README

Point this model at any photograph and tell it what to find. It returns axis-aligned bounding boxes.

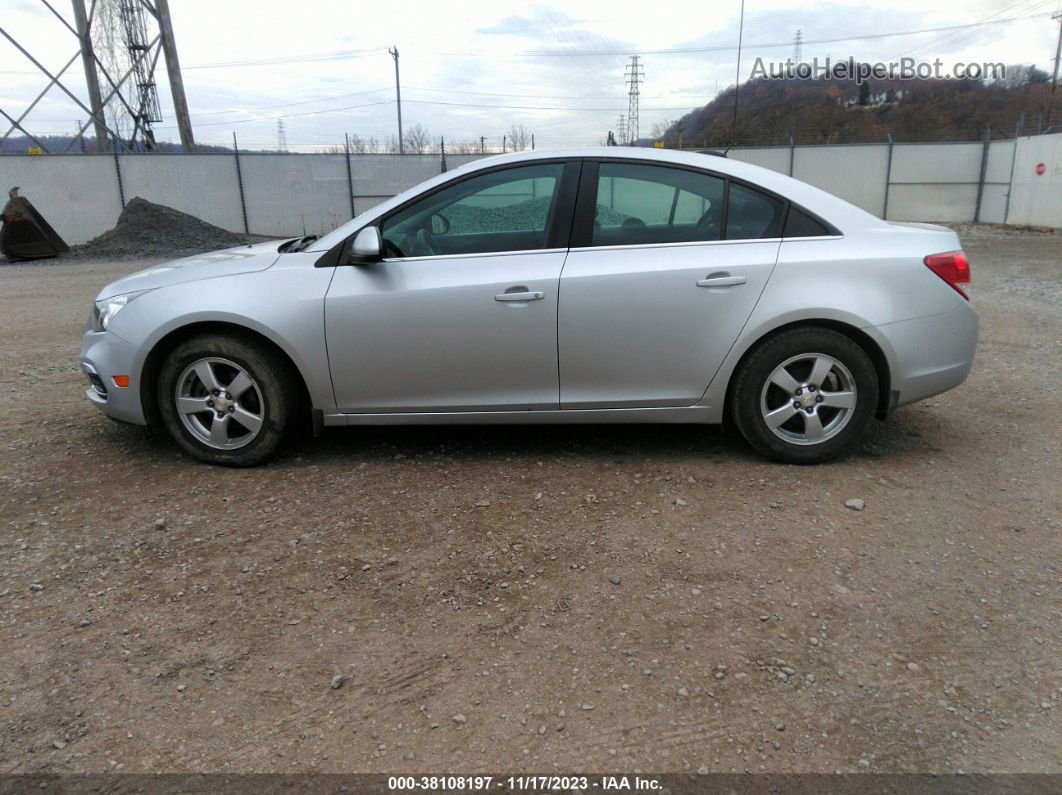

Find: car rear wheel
[730,327,878,464]
[157,334,295,466]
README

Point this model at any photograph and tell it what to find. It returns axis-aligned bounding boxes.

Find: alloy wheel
[175,357,265,450]
[759,353,858,446]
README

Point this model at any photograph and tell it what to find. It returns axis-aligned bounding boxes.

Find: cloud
[2,0,1056,150]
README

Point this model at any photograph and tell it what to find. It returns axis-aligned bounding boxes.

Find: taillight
[924,250,971,299]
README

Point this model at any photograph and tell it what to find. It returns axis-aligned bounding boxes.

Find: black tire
[156,333,297,466]
[729,327,879,464]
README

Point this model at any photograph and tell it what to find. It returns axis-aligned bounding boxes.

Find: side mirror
[349,226,382,263]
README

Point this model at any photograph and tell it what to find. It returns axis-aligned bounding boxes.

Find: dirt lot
[0,228,1059,775]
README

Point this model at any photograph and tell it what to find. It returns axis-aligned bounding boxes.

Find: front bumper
[80,330,148,425]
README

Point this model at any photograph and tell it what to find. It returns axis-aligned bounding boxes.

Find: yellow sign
[27,146,43,155]
[653,141,664,148]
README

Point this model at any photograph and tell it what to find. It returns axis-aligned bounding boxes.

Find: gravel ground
[0,228,1058,775]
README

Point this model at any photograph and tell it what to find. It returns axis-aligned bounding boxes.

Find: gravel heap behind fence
[75,198,260,259]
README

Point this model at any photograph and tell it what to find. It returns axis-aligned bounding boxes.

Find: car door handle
[495,291,544,302]
[697,275,747,288]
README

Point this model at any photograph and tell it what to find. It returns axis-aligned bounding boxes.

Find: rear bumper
[80,330,148,425]
[876,302,979,408]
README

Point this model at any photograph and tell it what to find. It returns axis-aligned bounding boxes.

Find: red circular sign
[1036,162,1046,176]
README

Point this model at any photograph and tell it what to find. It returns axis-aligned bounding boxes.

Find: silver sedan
[81,147,977,465]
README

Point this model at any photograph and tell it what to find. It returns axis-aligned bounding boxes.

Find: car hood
[96,240,284,299]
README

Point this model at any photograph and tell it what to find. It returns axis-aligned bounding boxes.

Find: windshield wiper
[279,235,318,253]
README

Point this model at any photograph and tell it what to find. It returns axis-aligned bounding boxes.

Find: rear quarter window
[783,207,833,238]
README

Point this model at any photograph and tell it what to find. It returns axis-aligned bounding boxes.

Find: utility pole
[389,46,403,153]
[502,134,507,152]
[731,0,746,144]
[479,135,485,153]
[70,0,107,150]
[154,0,195,151]
[1049,11,1062,126]
[276,119,287,152]
[624,56,643,144]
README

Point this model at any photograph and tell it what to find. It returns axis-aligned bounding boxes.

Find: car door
[558,160,783,409]
[325,160,578,413]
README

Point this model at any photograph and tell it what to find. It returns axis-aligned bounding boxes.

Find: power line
[404,85,711,101]
[156,98,394,129]
[193,87,392,116]
[1,12,1051,77]
[398,98,694,112]
[897,0,1054,59]
[184,46,386,69]
[507,13,1052,56]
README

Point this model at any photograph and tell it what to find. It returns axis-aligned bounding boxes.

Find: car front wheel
[730,327,879,464]
[157,333,295,466]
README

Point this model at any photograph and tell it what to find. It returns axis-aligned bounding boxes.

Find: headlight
[91,290,149,332]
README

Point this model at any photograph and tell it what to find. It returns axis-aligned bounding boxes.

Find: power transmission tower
[624,56,644,144]
[276,119,287,152]
[154,0,194,150]
[71,0,108,149]
[118,0,161,149]
[616,114,627,144]
[793,29,803,64]
[0,0,195,152]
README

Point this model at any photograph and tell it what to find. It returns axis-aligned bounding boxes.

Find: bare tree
[650,119,673,140]
[403,122,432,154]
[506,124,531,150]
[348,134,369,154]
[383,133,402,153]
[447,138,477,154]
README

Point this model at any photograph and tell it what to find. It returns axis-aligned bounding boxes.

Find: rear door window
[592,162,726,247]
[725,183,785,240]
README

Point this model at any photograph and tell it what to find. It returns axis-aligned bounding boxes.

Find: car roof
[310,147,885,252]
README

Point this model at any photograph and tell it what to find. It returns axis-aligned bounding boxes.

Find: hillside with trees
[654,64,1057,148]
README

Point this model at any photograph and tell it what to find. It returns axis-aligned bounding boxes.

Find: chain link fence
[1,134,1059,248]
[0,149,486,246]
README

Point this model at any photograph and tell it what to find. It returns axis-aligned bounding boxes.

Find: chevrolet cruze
[81,147,978,466]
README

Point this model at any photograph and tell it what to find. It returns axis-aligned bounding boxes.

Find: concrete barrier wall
[118,153,244,234]
[794,145,889,217]
[3,135,1060,247]
[1006,133,1062,227]
[979,140,1014,224]
[0,152,463,245]
[0,154,122,245]
[238,154,351,238]
[729,147,791,175]
[731,133,1062,227]
[886,142,982,222]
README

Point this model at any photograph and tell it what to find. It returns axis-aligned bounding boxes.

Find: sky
[1,0,1060,151]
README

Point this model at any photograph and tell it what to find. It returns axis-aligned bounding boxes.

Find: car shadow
[95,406,955,469]
[297,421,745,465]
[281,408,947,468]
